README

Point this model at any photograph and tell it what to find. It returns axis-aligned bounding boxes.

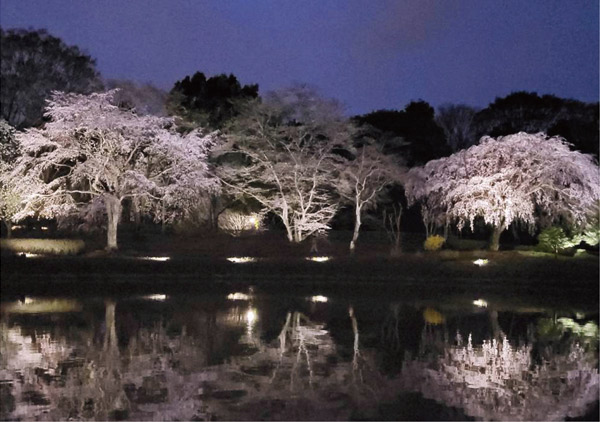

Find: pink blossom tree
[405,132,600,250]
[10,90,218,250]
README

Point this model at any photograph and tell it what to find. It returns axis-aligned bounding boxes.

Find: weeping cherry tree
[405,132,600,251]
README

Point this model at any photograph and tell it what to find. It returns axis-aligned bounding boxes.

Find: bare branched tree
[216,86,352,243]
[339,142,403,252]
[436,104,477,152]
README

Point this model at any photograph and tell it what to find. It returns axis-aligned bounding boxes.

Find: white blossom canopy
[405,132,600,232]
[11,90,218,224]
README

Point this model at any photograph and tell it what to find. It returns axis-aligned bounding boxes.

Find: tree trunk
[281,208,294,242]
[105,195,122,251]
[489,224,504,251]
[350,204,362,253]
[161,201,166,234]
[209,193,221,232]
[3,220,12,239]
[132,198,141,230]
[293,224,303,243]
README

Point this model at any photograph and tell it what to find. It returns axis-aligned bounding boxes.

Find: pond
[1,288,598,421]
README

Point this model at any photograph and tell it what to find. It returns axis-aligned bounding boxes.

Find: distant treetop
[168,71,259,130]
[0,27,102,129]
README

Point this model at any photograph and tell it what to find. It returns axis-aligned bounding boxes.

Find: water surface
[1,289,598,420]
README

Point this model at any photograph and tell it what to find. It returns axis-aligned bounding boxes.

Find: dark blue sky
[1,0,598,115]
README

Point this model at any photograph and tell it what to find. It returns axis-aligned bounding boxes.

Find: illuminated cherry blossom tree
[10,90,218,250]
[217,86,351,243]
[405,132,600,250]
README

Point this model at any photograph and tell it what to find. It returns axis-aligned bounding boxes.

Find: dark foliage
[0,28,102,129]
[353,101,450,167]
[473,91,599,157]
[168,71,259,130]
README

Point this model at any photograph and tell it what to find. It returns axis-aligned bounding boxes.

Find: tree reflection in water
[0,295,598,421]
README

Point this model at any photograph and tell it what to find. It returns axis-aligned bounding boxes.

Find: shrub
[0,238,85,255]
[573,222,600,247]
[218,210,261,236]
[424,235,445,251]
[536,227,576,254]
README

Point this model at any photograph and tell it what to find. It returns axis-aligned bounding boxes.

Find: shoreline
[2,252,598,310]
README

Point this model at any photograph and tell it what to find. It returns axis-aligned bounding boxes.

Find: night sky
[1,0,598,115]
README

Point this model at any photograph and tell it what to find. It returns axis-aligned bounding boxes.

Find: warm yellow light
[473,298,488,307]
[227,292,251,301]
[423,307,445,325]
[473,258,489,266]
[139,256,170,261]
[227,257,257,263]
[310,295,328,303]
[41,226,49,231]
[306,256,330,262]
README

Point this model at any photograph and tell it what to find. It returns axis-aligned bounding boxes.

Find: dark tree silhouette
[473,91,598,157]
[167,71,258,130]
[0,28,102,128]
[104,79,168,116]
[436,104,478,152]
[354,101,450,166]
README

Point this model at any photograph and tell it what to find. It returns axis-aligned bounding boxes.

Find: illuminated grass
[1,298,82,314]
[0,238,85,255]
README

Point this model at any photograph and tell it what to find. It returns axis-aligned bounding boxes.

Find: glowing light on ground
[227,292,251,301]
[41,226,49,231]
[473,299,488,308]
[306,256,331,262]
[138,256,170,261]
[143,294,167,301]
[23,252,42,258]
[310,295,328,303]
[246,309,257,324]
[473,258,489,266]
[227,257,257,263]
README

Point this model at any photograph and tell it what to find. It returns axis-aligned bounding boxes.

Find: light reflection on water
[0,293,598,421]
